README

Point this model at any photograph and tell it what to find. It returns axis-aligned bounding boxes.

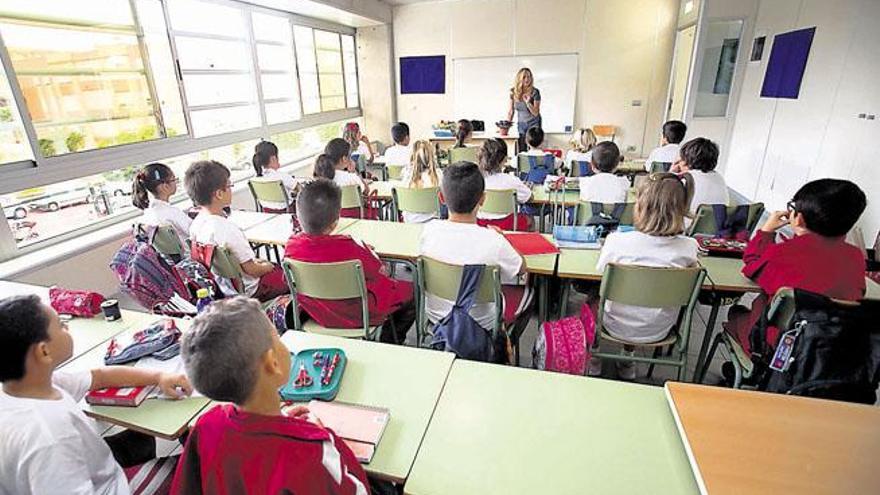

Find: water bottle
[195,288,213,314]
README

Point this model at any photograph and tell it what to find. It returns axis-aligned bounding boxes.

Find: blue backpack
[430,265,507,363]
[573,160,593,177]
[521,154,554,184]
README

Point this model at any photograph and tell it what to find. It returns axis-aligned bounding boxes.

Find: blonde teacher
[506,67,542,152]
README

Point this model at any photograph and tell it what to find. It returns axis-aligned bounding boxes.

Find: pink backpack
[532,303,595,375]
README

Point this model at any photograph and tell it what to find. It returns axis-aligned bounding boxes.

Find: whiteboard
[453,54,578,134]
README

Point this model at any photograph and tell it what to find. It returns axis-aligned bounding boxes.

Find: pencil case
[279,348,347,402]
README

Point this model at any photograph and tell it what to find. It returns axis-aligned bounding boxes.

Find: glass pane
[302,95,320,115]
[321,96,345,112]
[694,20,743,118]
[265,100,299,125]
[175,36,251,71]
[183,74,255,107]
[135,0,187,137]
[294,26,316,72]
[2,0,134,26]
[300,75,320,115]
[345,90,359,109]
[252,12,291,44]
[261,73,297,101]
[314,30,340,50]
[319,74,345,97]
[341,35,358,108]
[316,49,343,74]
[0,63,33,164]
[167,0,245,38]
[189,105,259,136]
[271,119,348,166]
[257,43,295,72]
[1,23,161,154]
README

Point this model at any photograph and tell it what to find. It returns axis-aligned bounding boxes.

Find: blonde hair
[633,173,694,236]
[409,140,440,188]
[570,128,597,153]
[511,68,534,102]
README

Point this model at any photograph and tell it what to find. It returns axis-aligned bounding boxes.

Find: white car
[1,197,28,219]
[29,188,92,212]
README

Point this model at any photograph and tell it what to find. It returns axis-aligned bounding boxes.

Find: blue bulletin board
[760,27,816,99]
[400,55,445,94]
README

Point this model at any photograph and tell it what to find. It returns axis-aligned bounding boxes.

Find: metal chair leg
[696,331,725,384]
[646,347,663,379]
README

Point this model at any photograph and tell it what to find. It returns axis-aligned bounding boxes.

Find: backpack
[430,265,508,363]
[585,202,627,233]
[264,294,293,335]
[709,204,751,241]
[573,160,593,177]
[521,154,554,184]
[173,258,218,300]
[749,289,880,404]
[532,303,595,375]
[109,227,188,312]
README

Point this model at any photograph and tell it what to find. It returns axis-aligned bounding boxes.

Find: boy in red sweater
[172,297,368,495]
[284,179,416,343]
[726,178,867,354]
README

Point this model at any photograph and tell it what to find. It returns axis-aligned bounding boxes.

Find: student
[453,119,473,148]
[519,126,562,171]
[132,162,192,241]
[319,139,373,219]
[644,120,686,172]
[565,127,597,175]
[172,297,369,494]
[672,137,729,214]
[724,179,867,356]
[186,160,288,301]
[590,173,699,379]
[251,141,300,212]
[284,180,416,343]
[477,138,532,231]
[578,141,631,204]
[420,162,531,333]
[383,122,412,165]
[400,140,443,224]
[0,294,192,495]
[343,122,374,162]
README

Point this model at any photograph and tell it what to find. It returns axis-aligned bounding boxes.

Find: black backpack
[749,288,880,404]
[585,202,627,234]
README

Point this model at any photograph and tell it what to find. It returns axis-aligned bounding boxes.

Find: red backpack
[532,303,595,375]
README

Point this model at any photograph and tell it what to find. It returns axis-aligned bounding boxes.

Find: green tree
[0,107,12,123]
[38,138,56,157]
[65,131,86,152]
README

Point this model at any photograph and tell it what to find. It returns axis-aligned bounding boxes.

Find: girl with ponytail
[133,162,192,240]
[251,140,300,211]
[400,140,443,224]
[453,119,473,148]
[342,122,375,162]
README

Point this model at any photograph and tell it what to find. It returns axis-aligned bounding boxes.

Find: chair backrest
[393,187,440,216]
[351,153,367,174]
[568,160,593,177]
[248,179,291,212]
[281,258,369,330]
[649,161,672,174]
[481,189,518,230]
[150,224,185,258]
[418,256,502,332]
[688,202,765,236]
[339,184,363,216]
[372,140,386,155]
[210,245,243,280]
[449,146,478,164]
[574,202,635,226]
[386,164,405,180]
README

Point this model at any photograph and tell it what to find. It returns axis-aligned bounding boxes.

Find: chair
[574,202,635,226]
[591,263,706,381]
[687,203,765,237]
[568,160,593,177]
[193,244,246,295]
[136,223,185,261]
[386,164,406,181]
[592,124,616,143]
[281,258,382,340]
[247,179,293,213]
[339,184,364,218]
[392,187,440,222]
[449,146,478,164]
[648,161,672,173]
[481,189,519,231]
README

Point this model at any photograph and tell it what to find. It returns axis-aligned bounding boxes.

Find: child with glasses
[133,162,192,241]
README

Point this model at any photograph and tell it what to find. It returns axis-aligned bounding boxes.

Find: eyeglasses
[786,200,797,213]
[165,177,179,184]
[224,182,233,191]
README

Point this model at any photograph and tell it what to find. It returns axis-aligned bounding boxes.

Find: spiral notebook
[308,400,390,463]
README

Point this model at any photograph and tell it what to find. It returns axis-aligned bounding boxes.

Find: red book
[503,232,560,256]
[86,385,155,407]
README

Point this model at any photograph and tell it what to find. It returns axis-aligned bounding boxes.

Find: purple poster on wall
[760,27,816,99]
[400,56,445,94]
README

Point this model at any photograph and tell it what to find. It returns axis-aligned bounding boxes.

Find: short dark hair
[478,138,507,174]
[391,122,410,145]
[791,179,866,237]
[296,179,341,234]
[663,120,687,144]
[313,154,336,180]
[680,138,719,172]
[526,126,544,148]
[184,160,230,206]
[182,297,274,404]
[324,138,351,162]
[442,162,484,214]
[0,295,50,381]
[591,141,621,173]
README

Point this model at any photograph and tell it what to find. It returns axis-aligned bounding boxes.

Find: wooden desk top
[665,382,880,495]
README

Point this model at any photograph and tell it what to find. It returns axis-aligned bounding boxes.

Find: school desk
[429,132,519,157]
[280,331,455,483]
[0,281,156,365]
[665,382,880,495]
[62,316,212,440]
[227,209,279,231]
[243,214,359,246]
[404,360,698,495]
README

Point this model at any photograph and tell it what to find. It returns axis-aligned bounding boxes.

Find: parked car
[2,197,28,220]
[28,188,92,212]
[103,180,133,197]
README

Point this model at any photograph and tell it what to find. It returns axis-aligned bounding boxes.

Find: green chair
[648,161,672,173]
[574,202,635,226]
[592,263,706,381]
[481,189,519,231]
[281,258,382,340]
[136,223,185,261]
[386,164,406,181]
[392,187,440,222]
[449,146,478,164]
[339,184,364,218]
[687,203,765,237]
[210,245,246,295]
[248,179,294,213]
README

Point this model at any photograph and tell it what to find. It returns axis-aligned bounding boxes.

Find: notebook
[308,400,390,463]
[503,232,559,256]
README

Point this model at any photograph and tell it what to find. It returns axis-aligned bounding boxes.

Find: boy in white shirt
[578,141,631,204]
[643,120,687,172]
[0,294,192,495]
[519,126,562,171]
[382,122,412,166]
[186,160,288,301]
[132,162,192,241]
[420,163,532,335]
[251,141,301,212]
[671,137,730,215]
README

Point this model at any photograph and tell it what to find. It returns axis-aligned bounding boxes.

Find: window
[0,0,182,155]
[341,35,358,108]
[271,119,352,166]
[252,12,301,125]
[294,26,320,115]
[0,62,32,165]
[314,30,345,112]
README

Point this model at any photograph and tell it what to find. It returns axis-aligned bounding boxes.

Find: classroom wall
[390,0,679,156]
[357,24,396,144]
[722,0,880,240]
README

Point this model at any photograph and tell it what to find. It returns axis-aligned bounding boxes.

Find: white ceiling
[382,0,443,5]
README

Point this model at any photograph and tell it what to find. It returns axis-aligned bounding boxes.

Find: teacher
[506,67,542,153]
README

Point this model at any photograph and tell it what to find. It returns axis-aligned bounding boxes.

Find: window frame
[0,0,360,261]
